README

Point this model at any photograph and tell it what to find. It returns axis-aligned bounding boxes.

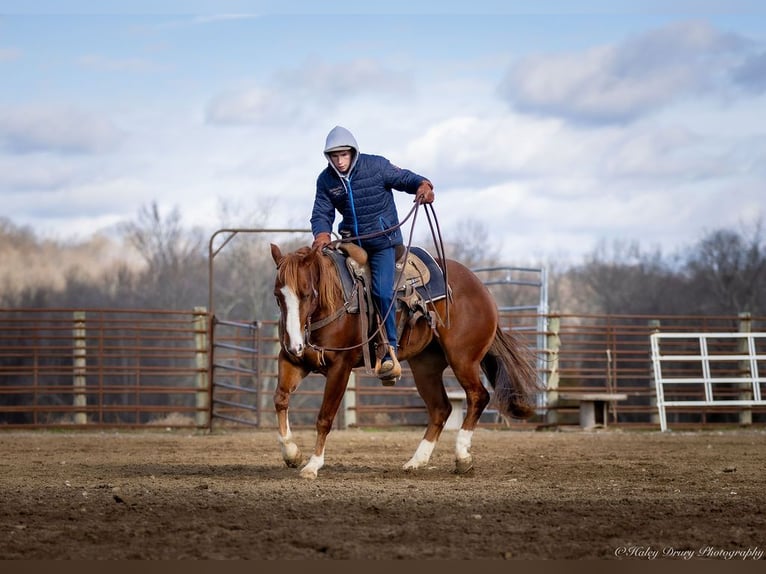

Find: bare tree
[683,220,766,314]
[569,239,683,314]
[118,202,207,309]
[440,219,502,269]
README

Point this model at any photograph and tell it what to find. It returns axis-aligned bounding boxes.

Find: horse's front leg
[300,360,354,480]
[274,353,308,468]
[404,351,449,471]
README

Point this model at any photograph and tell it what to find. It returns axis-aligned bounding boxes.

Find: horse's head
[270,243,342,358]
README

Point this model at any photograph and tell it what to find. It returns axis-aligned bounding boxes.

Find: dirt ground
[1,427,764,560]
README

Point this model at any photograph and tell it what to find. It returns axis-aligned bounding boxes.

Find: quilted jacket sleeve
[310,172,336,237]
[381,158,429,195]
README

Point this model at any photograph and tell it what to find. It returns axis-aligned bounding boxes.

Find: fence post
[738,312,752,427]
[648,319,661,426]
[544,314,560,426]
[340,371,357,429]
[73,311,87,425]
[193,307,210,429]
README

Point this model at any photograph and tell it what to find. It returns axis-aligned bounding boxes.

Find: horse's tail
[480,326,542,419]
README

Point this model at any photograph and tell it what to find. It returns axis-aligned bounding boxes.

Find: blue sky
[1,1,765,263]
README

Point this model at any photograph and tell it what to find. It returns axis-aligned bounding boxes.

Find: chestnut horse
[269,243,540,479]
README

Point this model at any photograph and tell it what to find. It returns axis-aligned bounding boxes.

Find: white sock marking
[455,429,473,462]
[301,452,325,479]
[404,439,435,469]
[278,426,300,462]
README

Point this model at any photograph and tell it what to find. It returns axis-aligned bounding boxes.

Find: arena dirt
[1,427,764,560]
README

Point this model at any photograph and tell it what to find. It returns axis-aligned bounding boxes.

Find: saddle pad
[327,246,447,308]
[326,249,360,311]
[397,247,447,303]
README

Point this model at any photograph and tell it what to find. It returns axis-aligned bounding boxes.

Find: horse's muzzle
[284,342,305,358]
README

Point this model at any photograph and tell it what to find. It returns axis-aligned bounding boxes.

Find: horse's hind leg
[403,348,450,470]
[447,359,491,474]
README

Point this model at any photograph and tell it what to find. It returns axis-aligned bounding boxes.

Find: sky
[1,0,765,264]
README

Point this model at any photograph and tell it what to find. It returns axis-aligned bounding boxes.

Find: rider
[310,126,435,383]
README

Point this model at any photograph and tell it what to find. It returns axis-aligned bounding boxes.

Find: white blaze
[280,285,304,355]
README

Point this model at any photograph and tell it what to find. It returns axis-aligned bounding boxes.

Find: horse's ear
[270,243,283,266]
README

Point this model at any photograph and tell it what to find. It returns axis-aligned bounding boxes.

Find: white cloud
[499,20,750,124]
[206,86,298,125]
[3,14,764,265]
[731,50,766,93]
[404,114,566,186]
[0,105,123,154]
[205,58,414,126]
[0,155,79,190]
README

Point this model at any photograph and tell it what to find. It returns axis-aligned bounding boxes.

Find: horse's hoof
[403,458,428,471]
[455,457,474,474]
[299,467,318,480]
[281,442,302,468]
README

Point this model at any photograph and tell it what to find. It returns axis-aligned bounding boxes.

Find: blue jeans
[368,246,397,353]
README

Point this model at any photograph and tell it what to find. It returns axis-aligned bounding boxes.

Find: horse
[269,242,540,479]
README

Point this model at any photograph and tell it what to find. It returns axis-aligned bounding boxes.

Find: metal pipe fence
[0,308,207,428]
[2,308,765,430]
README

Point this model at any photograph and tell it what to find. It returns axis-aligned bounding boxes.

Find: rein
[304,201,450,358]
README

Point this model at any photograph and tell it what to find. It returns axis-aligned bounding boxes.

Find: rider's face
[329,150,353,174]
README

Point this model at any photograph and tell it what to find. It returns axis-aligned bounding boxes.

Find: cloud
[731,50,766,93]
[275,59,413,102]
[0,156,78,191]
[205,58,413,126]
[0,105,124,154]
[206,86,299,126]
[498,20,749,124]
[402,114,568,187]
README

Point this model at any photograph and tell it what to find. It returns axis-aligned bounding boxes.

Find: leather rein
[301,201,450,359]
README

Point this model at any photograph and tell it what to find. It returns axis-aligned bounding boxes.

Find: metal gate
[209,318,265,426]
[472,265,549,409]
[650,332,766,431]
[207,228,311,427]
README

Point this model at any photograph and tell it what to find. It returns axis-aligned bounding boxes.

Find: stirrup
[380,376,398,387]
[375,347,401,384]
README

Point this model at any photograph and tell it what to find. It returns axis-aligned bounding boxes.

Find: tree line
[1,203,765,320]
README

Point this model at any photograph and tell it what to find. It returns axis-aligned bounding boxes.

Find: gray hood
[323,125,359,177]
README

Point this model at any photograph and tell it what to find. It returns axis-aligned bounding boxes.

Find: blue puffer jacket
[311,126,429,252]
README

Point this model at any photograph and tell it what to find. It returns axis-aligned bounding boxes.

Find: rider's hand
[415,180,434,204]
[312,232,332,250]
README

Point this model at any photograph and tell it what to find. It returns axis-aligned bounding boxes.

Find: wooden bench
[558,392,628,430]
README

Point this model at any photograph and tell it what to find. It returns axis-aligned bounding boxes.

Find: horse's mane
[277,247,343,309]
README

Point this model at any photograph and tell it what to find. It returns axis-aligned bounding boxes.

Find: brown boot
[376,346,401,385]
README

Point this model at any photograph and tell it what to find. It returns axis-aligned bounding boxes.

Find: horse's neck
[313,258,346,316]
